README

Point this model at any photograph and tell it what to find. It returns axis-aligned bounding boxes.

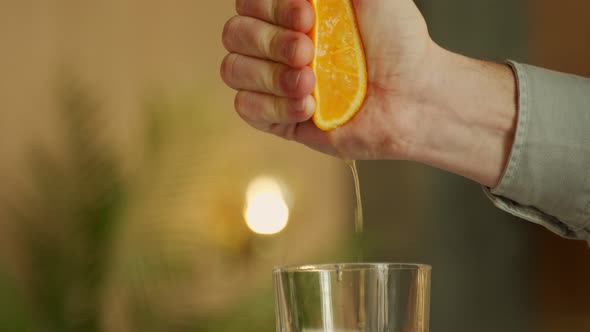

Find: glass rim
[273,262,431,273]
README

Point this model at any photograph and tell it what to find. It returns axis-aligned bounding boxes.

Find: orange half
[310,0,368,131]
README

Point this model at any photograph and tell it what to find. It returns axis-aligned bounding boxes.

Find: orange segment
[310,0,368,131]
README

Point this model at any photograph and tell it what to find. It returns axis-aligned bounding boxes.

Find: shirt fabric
[483,61,590,245]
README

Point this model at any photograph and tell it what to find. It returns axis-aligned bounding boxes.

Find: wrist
[410,45,518,187]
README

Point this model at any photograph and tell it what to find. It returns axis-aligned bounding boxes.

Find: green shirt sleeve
[483,61,590,244]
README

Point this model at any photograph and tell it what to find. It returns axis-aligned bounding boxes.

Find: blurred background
[1,0,589,331]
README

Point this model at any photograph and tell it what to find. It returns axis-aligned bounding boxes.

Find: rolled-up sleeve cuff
[483,61,590,243]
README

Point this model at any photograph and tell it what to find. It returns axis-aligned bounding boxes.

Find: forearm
[411,45,518,188]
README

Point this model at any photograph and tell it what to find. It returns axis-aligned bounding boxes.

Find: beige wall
[0,2,350,330]
[0,1,237,176]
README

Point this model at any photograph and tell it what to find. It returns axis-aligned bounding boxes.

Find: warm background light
[244,176,289,235]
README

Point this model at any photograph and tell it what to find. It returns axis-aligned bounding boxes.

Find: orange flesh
[310,0,368,131]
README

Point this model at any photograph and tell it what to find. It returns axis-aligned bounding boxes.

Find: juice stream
[346,160,366,328]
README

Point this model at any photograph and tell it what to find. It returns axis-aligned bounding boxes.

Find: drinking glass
[273,263,431,332]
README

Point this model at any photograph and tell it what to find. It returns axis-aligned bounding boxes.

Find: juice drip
[346,160,366,327]
[345,160,364,262]
[346,160,364,234]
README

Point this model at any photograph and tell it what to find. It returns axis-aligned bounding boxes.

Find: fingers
[223,0,318,142]
[234,91,315,132]
[222,15,314,68]
[221,53,315,99]
[235,0,314,32]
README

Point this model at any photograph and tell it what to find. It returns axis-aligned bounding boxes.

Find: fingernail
[283,69,301,92]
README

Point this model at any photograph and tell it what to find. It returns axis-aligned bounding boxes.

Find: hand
[221,0,517,187]
[221,0,434,160]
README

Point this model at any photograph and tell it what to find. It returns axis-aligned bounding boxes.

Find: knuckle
[235,0,248,14]
[234,91,246,114]
[270,0,281,24]
[271,95,283,122]
[266,28,282,59]
[269,63,284,94]
[235,92,271,131]
[276,0,301,28]
[280,0,307,29]
[286,33,305,65]
[234,92,253,121]
[280,1,297,27]
[222,16,241,50]
[297,34,314,64]
[271,31,312,66]
[220,53,239,85]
